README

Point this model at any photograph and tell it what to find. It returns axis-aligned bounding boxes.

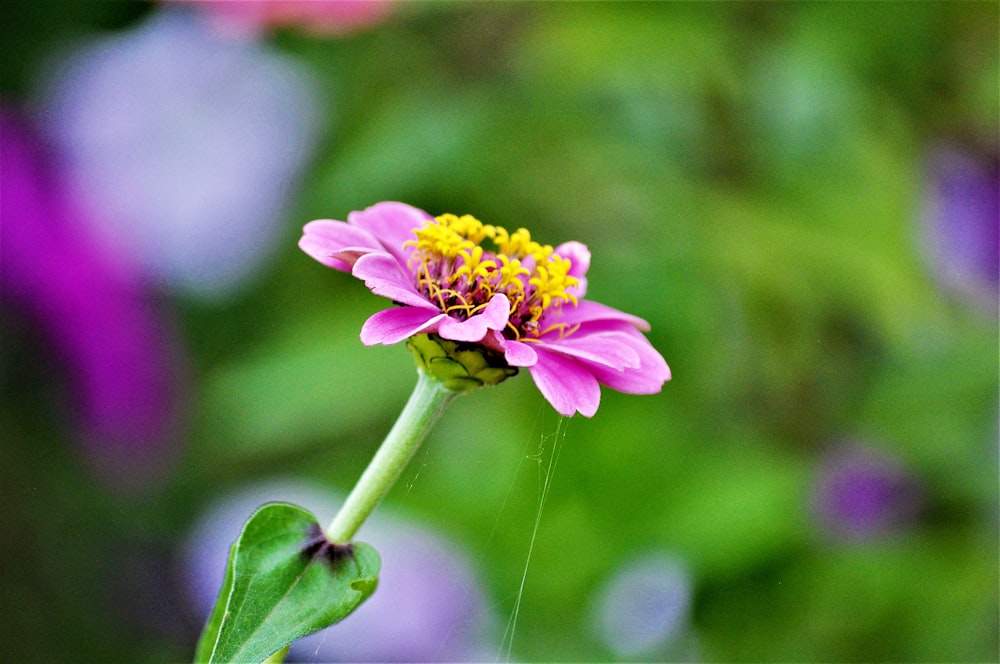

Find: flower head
[300,202,670,416]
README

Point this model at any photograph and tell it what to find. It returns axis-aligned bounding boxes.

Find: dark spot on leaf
[301,523,357,571]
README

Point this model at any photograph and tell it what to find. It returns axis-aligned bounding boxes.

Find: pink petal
[298,222,349,271]
[299,219,386,271]
[347,201,432,267]
[436,293,510,342]
[360,307,445,346]
[555,240,590,299]
[527,351,602,418]
[575,332,671,394]
[352,253,438,310]
[555,241,590,278]
[499,338,538,367]
[551,299,651,331]
[539,331,642,371]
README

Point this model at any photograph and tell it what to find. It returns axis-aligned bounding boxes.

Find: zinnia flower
[299,202,670,417]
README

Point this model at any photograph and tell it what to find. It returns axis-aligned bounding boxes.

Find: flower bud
[406,334,517,392]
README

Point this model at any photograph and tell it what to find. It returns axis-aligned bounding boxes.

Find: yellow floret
[408,214,581,335]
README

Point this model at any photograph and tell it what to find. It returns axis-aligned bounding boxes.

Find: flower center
[406,214,579,339]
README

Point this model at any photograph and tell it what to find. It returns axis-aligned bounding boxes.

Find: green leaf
[194,502,381,663]
[194,538,237,663]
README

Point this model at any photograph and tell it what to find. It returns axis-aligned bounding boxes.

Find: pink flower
[299,202,670,417]
[167,0,394,37]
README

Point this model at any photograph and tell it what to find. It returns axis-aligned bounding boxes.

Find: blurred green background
[1,1,997,662]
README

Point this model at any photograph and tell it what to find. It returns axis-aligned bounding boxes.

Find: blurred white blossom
[37,9,322,300]
[587,552,694,659]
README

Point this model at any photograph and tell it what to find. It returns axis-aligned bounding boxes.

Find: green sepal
[194,502,380,664]
[407,334,517,391]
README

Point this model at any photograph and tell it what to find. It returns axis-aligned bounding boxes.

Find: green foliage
[0,2,996,662]
[195,503,379,664]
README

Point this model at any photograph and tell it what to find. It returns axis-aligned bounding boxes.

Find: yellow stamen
[406,213,579,338]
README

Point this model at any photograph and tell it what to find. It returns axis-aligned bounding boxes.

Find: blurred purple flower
[811,443,923,542]
[922,144,999,312]
[0,109,181,487]
[35,9,321,300]
[587,552,694,659]
[294,518,494,663]
[166,0,395,38]
[183,481,496,662]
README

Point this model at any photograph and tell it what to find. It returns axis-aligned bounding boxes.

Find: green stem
[325,370,456,542]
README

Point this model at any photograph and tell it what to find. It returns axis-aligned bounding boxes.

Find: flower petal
[539,331,642,371]
[347,201,432,267]
[299,219,385,271]
[555,241,590,299]
[360,307,445,346]
[499,338,538,367]
[553,299,651,331]
[437,293,510,342]
[575,332,671,394]
[527,351,602,418]
[352,253,438,310]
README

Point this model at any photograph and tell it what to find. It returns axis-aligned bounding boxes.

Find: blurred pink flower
[300,202,671,417]
[1,109,182,487]
[169,0,394,37]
